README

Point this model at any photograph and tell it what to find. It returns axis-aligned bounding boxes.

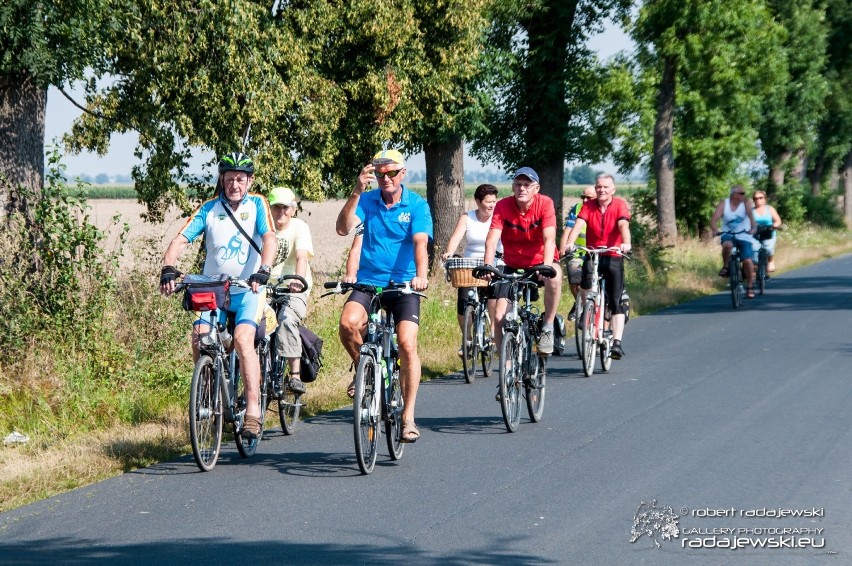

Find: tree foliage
[626,0,786,234]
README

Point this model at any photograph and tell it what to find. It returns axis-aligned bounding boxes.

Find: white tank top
[722,198,751,233]
[463,210,502,258]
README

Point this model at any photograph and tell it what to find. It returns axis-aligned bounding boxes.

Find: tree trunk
[768,149,792,192]
[523,0,576,227]
[0,72,45,224]
[424,136,465,268]
[789,148,806,184]
[844,150,852,229]
[653,56,677,246]
[809,154,825,196]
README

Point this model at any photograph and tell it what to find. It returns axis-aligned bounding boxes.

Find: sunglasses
[734,192,746,196]
[754,196,766,200]
[581,196,593,201]
[375,169,404,179]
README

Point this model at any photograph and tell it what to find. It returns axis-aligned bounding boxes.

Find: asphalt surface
[2,254,851,565]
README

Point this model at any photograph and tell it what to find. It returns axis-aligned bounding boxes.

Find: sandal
[401,420,420,443]
[346,379,356,399]
[718,267,729,277]
[242,415,261,440]
[746,287,755,299]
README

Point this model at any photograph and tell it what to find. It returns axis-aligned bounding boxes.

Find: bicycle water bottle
[220,328,233,350]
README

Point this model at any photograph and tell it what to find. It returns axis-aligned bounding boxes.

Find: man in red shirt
[562,173,632,359]
[483,167,562,356]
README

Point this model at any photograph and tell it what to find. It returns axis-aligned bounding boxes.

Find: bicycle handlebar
[472,264,557,282]
[560,246,630,261]
[174,275,250,293]
[321,280,427,299]
[268,274,309,296]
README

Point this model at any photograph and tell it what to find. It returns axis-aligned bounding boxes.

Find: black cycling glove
[248,267,271,286]
[160,265,181,286]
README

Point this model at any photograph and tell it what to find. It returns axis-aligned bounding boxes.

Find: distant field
[82,182,646,200]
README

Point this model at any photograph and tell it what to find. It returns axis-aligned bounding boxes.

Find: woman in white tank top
[442,184,502,357]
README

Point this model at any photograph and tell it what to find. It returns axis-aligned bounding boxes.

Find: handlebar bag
[182,274,231,312]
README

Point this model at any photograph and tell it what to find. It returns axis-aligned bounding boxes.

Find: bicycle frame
[574,246,622,377]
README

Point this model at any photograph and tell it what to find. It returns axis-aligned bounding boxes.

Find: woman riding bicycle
[441,184,502,357]
[751,190,783,273]
[710,185,759,299]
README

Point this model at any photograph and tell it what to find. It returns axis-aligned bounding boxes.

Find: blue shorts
[721,235,757,262]
[193,287,267,330]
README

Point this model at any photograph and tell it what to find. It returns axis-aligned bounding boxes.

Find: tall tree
[472,0,634,224]
[808,0,852,225]
[0,0,109,220]
[758,0,828,193]
[630,0,785,239]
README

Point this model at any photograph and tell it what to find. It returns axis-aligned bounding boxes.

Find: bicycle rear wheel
[600,333,612,372]
[525,351,546,423]
[235,357,266,458]
[189,355,223,472]
[461,304,477,383]
[385,363,405,461]
[581,300,597,377]
[480,310,495,377]
[353,354,380,474]
[499,333,522,432]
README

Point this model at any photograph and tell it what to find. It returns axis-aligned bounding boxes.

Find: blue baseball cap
[512,167,539,183]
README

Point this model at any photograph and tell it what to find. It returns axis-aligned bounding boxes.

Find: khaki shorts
[274,293,308,358]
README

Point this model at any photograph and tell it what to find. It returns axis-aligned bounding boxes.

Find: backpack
[298,325,324,383]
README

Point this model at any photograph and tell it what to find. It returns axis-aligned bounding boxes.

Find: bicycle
[571,247,627,378]
[754,225,774,296]
[177,275,269,472]
[445,257,495,383]
[322,281,426,475]
[560,251,586,359]
[473,264,555,433]
[266,274,310,435]
[717,230,751,308]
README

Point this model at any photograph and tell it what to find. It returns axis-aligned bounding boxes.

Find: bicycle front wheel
[525,351,546,423]
[574,302,583,359]
[385,364,405,461]
[581,300,597,377]
[278,383,302,436]
[729,256,742,308]
[757,249,767,295]
[235,358,266,458]
[499,333,522,432]
[461,304,477,383]
[189,355,223,472]
[480,309,495,377]
[353,354,380,474]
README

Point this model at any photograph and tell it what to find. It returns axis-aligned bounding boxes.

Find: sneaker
[610,340,625,360]
[538,328,554,355]
[567,304,577,322]
[457,346,464,358]
[287,377,307,395]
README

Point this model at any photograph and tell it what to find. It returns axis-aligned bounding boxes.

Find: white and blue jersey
[180,193,275,292]
[356,186,433,287]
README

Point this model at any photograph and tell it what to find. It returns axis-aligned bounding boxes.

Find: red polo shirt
[578,196,631,255]
[491,193,558,268]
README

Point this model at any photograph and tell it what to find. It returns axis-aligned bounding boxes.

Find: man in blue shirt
[336,149,433,443]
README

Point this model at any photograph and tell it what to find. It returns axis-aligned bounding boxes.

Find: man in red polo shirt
[483,167,562,356]
[562,173,632,359]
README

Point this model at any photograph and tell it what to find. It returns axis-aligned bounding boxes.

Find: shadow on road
[0,537,558,566]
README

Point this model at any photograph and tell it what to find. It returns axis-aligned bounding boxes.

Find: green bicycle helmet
[218,152,255,175]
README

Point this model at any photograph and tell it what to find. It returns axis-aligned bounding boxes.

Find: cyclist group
[160,148,779,449]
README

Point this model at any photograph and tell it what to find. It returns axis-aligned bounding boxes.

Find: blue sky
[45,23,633,177]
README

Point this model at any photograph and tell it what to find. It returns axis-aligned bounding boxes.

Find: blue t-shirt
[356,186,433,286]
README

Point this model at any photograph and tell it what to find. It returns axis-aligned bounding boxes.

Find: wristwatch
[259,264,271,273]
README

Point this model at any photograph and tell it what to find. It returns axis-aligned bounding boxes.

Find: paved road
[2,255,851,565]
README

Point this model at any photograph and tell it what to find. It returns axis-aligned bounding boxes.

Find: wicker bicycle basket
[446,257,488,288]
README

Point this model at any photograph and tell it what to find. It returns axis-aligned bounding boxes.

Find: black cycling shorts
[581,255,626,315]
[346,289,422,325]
